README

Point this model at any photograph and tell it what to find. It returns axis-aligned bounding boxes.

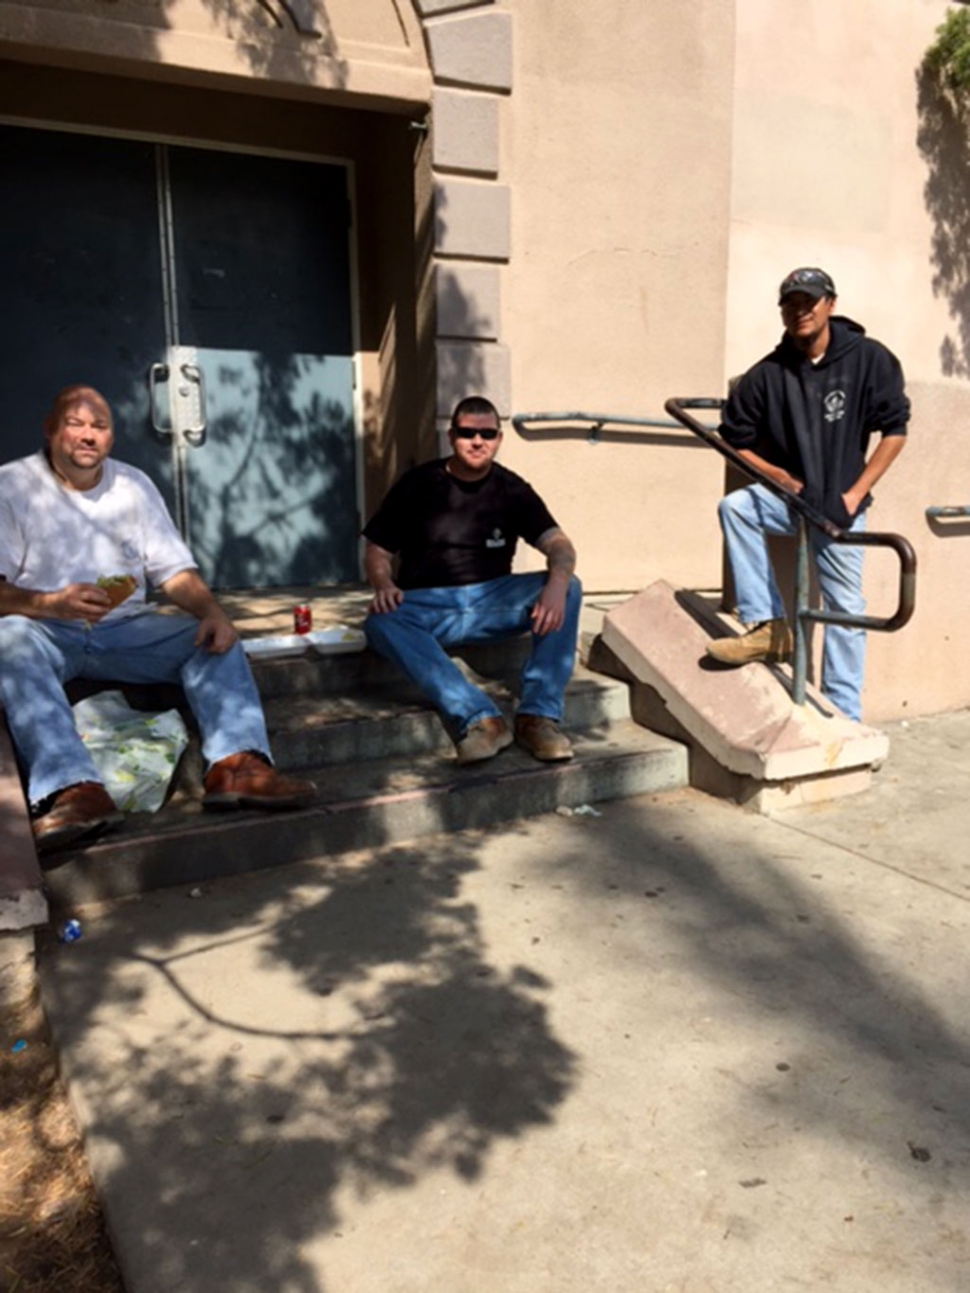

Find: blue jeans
[718,483,867,720]
[0,609,271,807]
[364,573,582,737]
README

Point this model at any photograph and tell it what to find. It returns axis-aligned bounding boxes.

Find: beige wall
[727,0,970,720]
[0,0,430,108]
[500,0,735,592]
[497,0,970,720]
[3,0,970,720]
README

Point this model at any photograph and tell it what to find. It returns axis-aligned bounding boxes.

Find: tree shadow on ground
[538,794,970,1181]
[39,770,970,1289]
[39,830,576,1291]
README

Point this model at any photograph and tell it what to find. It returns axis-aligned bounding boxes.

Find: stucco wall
[3,0,970,720]
[498,0,734,593]
[727,0,970,721]
[0,0,430,107]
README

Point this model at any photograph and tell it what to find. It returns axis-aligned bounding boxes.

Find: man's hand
[530,581,567,636]
[159,569,238,652]
[364,542,404,614]
[193,610,238,654]
[369,583,404,614]
[530,528,577,635]
[841,434,906,521]
[736,449,803,496]
[768,466,803,495]
[0,578,114,623]
[842,487,865,518]
[47,582,113,624]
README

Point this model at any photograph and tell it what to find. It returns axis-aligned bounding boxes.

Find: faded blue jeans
[0,609,271,807]
[364,573,582,737]
[718,483,867,720]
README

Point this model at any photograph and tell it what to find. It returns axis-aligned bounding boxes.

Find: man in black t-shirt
[363,396,581,765]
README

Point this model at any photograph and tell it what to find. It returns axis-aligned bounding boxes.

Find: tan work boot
[514,715,574,762]
[455,716,513,765]
[706,618,793,666]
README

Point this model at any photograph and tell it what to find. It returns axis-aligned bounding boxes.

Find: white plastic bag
[72,690,189,813]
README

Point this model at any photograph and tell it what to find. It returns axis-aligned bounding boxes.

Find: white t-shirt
[0,452,196,619]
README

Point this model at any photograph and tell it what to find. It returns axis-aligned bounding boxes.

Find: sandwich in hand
[96,574,138,610]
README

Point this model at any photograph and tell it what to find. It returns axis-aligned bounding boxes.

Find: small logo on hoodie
[824,390,846,423]
[485,528,506,549]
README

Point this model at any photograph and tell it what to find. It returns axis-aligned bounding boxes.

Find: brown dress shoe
[455,716,513,765]
[514,715,574,762]
[202,752,316,811]
[32,782,123,854]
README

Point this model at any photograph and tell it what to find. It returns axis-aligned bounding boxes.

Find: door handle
[180,362,207,447]
[148,362,173,441]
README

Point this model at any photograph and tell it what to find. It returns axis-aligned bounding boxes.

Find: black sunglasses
[452,425,500,440]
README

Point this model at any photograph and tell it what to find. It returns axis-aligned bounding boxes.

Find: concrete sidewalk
[39,711,970,1292]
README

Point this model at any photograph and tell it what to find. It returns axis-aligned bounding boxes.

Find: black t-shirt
[362,458,558,589]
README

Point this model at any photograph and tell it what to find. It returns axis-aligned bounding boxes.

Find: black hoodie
[719,316,910,529]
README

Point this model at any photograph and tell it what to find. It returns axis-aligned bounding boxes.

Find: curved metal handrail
[926,504,970,518]
[511,401,916,711]
[665,397,917,638]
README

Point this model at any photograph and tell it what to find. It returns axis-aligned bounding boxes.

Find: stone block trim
[434,179,510,260]
[433,87,499,174]
[414,0,512,411]
[436,341,511,418]
[436,263,501,339]
[424,9,512,92]
[414,0,493,15]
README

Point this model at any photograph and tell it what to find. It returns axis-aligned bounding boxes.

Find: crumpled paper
[72,690,189,813]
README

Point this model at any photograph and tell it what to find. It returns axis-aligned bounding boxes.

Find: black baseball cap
[778,267,836,303]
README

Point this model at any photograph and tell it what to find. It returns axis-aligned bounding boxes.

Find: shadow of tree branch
[917,61,970,376]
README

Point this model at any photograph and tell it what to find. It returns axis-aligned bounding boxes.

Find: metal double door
[0,125,358,588]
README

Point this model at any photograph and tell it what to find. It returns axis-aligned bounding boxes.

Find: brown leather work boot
[514,715,574,762]
[455,716,513,766]
[202,752,316,810]
[32,781,123,855]
[706,618,793,666]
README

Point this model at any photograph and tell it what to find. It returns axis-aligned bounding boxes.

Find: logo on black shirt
[485,528,506,549]
[824,390,846,423]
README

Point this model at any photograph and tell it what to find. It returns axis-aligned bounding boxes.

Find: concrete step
[596,580,889,813]
[246,636,532,701]
[40,721,688,909]
[259,663,632,770]
[4,598,654,942]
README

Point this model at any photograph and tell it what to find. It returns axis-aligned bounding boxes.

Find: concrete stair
[593,580,890,813]
[38,638,689,910]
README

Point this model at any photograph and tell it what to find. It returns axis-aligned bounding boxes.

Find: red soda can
[293,604,312,635]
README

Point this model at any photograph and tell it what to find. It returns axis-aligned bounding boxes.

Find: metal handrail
[512,404,917,708]
[665,397,917,705]
[511,410,690,445]
[926,505,970,518]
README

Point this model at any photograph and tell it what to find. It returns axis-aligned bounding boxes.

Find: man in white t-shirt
[0,385,315,853]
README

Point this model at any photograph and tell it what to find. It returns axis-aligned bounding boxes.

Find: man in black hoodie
[706,267,910,721]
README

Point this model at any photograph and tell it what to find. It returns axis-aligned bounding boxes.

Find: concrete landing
[37,710,970,1293]
[599,580,888,812]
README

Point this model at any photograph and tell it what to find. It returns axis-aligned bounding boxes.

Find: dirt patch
[0,994,123,1293]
